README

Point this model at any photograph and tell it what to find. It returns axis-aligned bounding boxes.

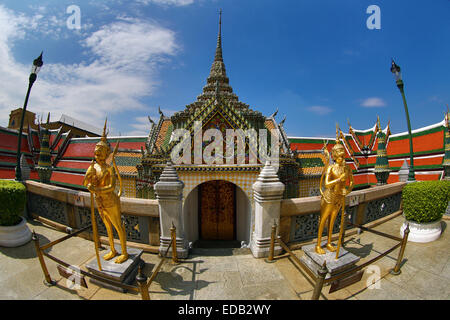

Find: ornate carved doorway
[199,180,236,240]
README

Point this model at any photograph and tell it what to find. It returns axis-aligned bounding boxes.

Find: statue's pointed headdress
[96,118,111,155]
[332,123,345,157]
[335,123,342,145]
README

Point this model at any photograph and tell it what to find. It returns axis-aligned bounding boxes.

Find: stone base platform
[300,241,360,281]
[85,247,144,293]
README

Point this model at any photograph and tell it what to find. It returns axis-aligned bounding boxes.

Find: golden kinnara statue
[83,119,128,264]
[316,125,354,256]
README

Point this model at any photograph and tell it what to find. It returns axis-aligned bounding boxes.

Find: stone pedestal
[398,160,410,183]
[300,241,360,281]
[85,247,144,293]
[250,161,285,258]
[154,161,189,258]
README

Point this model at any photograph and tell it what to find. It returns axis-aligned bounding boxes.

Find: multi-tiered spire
[196,9,240,104]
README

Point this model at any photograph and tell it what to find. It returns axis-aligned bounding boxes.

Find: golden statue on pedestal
[316,125,354,256]
[83,119,128,264]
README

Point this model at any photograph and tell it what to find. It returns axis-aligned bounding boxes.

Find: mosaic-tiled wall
[298,177,321,198]
[121,176,137,198]
[178,170,259,201]
[28,192,150,244]
[290,192,402,243]
[74,205,150,244]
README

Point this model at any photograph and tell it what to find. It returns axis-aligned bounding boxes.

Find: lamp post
[391,59,415,182]
[15,52,44,182]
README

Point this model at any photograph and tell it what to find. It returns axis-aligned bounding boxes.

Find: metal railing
[266,219,410,300]
[32,222,180,300]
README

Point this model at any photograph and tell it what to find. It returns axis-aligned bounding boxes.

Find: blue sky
[0,0,449,138]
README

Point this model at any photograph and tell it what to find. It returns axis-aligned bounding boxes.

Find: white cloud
[360,97,386,108]
[129,116,153,136]
[306,105,332,115]
[83,17,178,72]
[0,5,179,134]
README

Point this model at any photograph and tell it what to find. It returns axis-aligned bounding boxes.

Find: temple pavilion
[135,13,299,245]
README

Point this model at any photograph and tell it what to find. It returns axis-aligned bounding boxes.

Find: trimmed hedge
[402,180,450,223]
[0,180,26,226]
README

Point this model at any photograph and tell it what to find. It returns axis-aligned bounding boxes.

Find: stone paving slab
[0,216,449,300]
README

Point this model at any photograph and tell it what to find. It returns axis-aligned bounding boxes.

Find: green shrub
[0,180,26,226]
[402,180,450,223]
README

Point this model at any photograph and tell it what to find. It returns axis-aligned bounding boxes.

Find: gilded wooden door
[199,180,235,240]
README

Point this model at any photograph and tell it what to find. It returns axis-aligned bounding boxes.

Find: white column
[154,161,188,258]
[250,161,285,258]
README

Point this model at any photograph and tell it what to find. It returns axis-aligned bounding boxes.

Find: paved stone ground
[0,216,449,300]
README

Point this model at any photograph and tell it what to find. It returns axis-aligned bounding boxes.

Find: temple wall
[279,182,406,244]
[25,180,161,252]
[298,176,321,197]
[24,180,406,253]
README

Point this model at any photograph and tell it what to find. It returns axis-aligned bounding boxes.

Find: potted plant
[400,180,450,242]
[0,180,32,247]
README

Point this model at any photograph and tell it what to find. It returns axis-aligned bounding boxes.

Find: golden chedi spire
[196,9,239,104]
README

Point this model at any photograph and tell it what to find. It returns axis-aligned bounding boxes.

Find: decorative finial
[215,9,223,62]
[377,115,381,132]
[158,106,164,117]
[101,118,108,143]
[270,108,278,119]
[279,115,286,126]
[219,8,222,32]
[46,112,50,124]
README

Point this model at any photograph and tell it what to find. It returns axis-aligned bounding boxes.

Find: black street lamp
[15,52,44,182]
[391,59,415,182]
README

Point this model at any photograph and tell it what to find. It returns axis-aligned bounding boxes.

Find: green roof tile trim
[356,162,443,170]
[358,164,376,169]
[388,125,444,141]
[53,167,87,174]
[296,157,324,167]
[353,183,373,190]
[69,137,147,144]
[114,156,142,167]
[0,148,32,156]
[59,156,94,161]
[0,161,16,167]
[388,164,444,171]
[0,127,30,136]
[162,123,174,149]
[408,164,444,170]
[387,148,444,159]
